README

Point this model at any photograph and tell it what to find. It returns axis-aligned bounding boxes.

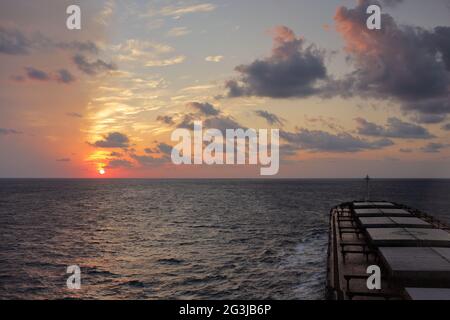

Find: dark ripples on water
[0,179,449,300]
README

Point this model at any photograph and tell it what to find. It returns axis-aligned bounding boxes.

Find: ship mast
[365,175,370,201]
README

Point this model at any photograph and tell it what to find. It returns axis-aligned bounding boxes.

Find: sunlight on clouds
[180,84,217,92]
[167,27,191,37]
[111,39,186,67]
[112,39,173,61]
[86,150,112,161]
[205,55,224,63]
[157,3,216,19]
[95,0,115,26]
[145,56,186,67]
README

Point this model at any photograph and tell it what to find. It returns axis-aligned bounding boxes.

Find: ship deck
[327,201,450,300]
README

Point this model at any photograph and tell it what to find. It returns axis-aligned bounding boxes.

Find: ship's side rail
[326,201,450,300]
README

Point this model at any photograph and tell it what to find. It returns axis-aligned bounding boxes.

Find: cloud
[203,116,243,132]
[0,26,99,55]
[167,27,191,37]
[66,112,83,118]
[442,123,450,131]
[156,115,175,125]
[113,39,185,67]
[176,113,196,129]
[281,129,394,153]
[226,26,327,98]
[421,142,447,153]
[159,3,216,18]
[0,128,22,135]
[255,110,285,126]
[144,147,156,154]
[411,113,447,124]
[399,148,413,153]
[92,132,130,148]
[73,54,117,75]
[55,69,76,84]
[0,26,30,55]
[25,67,50,81]
[304,115,345,131]
[334,0,450,116]
[13,67,76,84]
[52,40,99,55]
[355,117,435,139]
[381,0,404,7]
[144,142,173,157]
[96,0,115,26]
[56,158,71,162]
[187,102,220,116]
[404,98,450,116]
[156,142,173,156]
[107,159,133,168]
[110,151,123,157]
[145,55,186,67]
[9,75,25,82]
[130,154,167,166]
[165,102,244,132]
[206,55,224,62]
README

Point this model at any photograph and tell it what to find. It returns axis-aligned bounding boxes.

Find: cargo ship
[326,200,450,300]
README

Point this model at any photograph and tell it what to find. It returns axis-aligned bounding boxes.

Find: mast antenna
[365,175,370,201]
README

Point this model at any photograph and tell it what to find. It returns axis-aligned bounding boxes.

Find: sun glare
[99,169,106,175]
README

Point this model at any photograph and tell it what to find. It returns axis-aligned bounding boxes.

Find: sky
[0,0,449,178]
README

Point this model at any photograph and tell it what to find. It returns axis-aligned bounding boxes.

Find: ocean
[0,179,449,300]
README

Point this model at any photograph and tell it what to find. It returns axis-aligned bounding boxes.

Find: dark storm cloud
[25,67,50,81]
[225,26,327,98]
[92,132,130,148]
[0,128,22,135]
[55,69,76,84]
[187,102,220,116]
[254,110,285,126]
[421,142,447,153]
[73,54,117,76]
[335,0,450,115]
[355,117,435,139]
[280,129,394,153]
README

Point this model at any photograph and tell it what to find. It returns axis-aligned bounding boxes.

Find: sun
[99,168,106,175]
